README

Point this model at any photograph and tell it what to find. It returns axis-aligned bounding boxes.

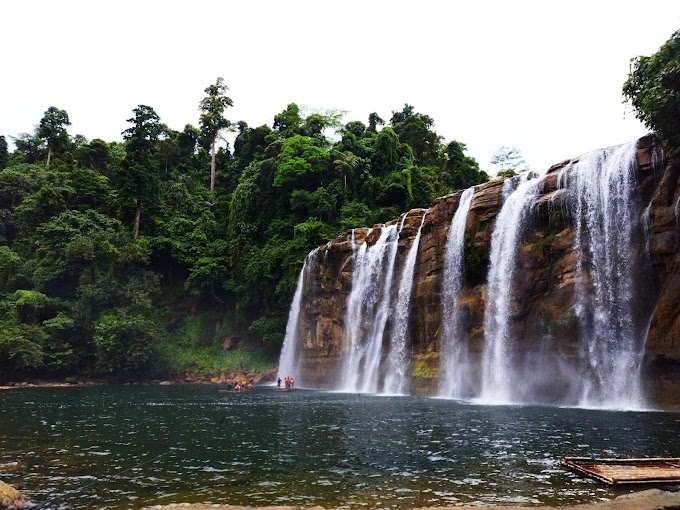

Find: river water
[1,385,678,509]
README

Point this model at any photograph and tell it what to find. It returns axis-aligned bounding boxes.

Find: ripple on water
[2,386,679,509]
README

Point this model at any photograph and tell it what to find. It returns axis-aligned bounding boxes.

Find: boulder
[0,480,30,509]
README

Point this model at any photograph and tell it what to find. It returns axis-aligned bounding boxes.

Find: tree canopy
[623,29,680,155]
[0,92,489,382]
[37,106,71,166]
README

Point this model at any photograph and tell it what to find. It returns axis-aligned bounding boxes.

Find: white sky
[2,1,679,172]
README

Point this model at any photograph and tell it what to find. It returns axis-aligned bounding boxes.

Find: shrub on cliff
[623,29,680,155]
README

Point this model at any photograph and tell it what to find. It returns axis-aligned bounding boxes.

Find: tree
[371,127,414,177]
[12,132,43,163]
[368,112,384,132]
[75,138,111,174]
[390,104,439,166]
[93,308,160,375]
[273,135,329,188]
[623,29,680,155]
[273,103,303,138]
[0,322,45,378]
[444,141,489,190]
[0,136,8,170]
[37,106,71,166]
[333,151,362,188]
[490,146,528,175]
[121,105,165,239]
[344,121,366,138]
[199,77,234,191]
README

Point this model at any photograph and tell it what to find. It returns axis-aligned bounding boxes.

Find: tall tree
[0,136,8,170]
[121,105,165,239]
[390,104,439,166]
[199,77,233,191]
[37,106,71,166]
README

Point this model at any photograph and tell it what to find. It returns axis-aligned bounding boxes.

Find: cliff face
[292,138,680,408]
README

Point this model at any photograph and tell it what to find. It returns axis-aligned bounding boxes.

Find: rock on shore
[138,489,680,510]
[0,480,30,509]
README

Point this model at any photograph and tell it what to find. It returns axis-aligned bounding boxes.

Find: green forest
[0,85,489,381]
[1,26,677,383]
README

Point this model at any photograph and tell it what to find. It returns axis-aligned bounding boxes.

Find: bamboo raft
[562,457,680,485]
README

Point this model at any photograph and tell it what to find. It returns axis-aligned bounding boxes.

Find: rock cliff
[290,137,680,408]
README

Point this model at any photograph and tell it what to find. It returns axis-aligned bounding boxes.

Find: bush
[93,309,162,375]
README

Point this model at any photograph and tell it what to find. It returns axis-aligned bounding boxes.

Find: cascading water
[277,248,318,385]
[480,170,549,404]
[438,187,475,399]
[341,222,402,393]
[383,210,427,395]
[280,141,657,407]
[559,143,647,409]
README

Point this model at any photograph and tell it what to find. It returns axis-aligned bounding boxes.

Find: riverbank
[0,368,277,391]
[137,489,680,509]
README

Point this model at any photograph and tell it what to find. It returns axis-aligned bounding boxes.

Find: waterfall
[340,222,402,393]
[438,187,475,399]
[560,143,647,409]
[277,248,318,385]
[480,170,549,404]
[383,210,427,395]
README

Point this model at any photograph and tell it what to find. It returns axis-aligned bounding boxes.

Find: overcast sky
[2,1,679,172]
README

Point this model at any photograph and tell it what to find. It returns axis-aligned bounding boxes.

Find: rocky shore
[0,368,277,392]
[2,486,679,510]
[136,489,680,510]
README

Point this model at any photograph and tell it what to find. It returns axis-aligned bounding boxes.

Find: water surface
[1,385,678,509]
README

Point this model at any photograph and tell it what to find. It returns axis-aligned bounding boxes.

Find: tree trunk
[46,146,52,166]
[134,203,141,240]
[210,135,216,191]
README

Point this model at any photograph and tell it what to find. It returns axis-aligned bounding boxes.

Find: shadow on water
[1,385,679,509]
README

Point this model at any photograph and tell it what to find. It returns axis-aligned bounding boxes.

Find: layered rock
[292,137,680,408]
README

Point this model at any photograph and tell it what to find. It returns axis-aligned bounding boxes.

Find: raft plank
[562,457,680,485]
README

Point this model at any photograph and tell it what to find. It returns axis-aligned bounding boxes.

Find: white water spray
[561,143,647,409]
[383,210,427,395]
[340,222,402,393]
[277,248,319,385]
[480,171,548,403]
[438,187,475,399]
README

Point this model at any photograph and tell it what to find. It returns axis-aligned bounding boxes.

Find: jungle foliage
[623,29,680,155]
[0,94,488,381]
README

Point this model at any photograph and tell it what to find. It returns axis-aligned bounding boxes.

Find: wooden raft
[562,457,680,485]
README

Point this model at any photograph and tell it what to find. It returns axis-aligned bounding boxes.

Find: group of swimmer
[277,376,294,389]
[224,378,253,391]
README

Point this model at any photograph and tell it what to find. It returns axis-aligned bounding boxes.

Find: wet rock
[0,480,30,509]
[291,146,680,406]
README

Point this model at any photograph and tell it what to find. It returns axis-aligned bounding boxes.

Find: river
[1,385,678,508]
